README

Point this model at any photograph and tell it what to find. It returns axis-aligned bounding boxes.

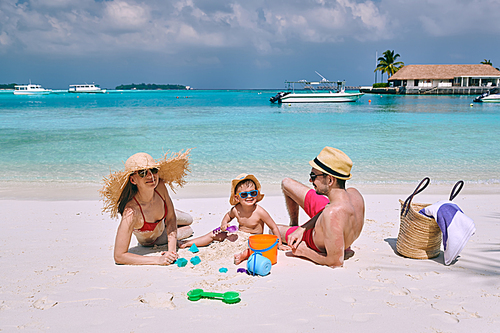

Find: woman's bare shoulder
[121,201,142,228]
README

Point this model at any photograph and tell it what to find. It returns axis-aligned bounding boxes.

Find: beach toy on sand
[237,268,247,274]
[189,244,199,253]
[247,234,278,276]
[247,253,272,276]
[248,234,278,264]
[175,258,188,267]
[219,267,228,273]
[212,225,238,234]
[190,256,201,265]
[187,289,240,304]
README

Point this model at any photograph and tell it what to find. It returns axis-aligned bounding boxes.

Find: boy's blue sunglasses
[238,190,259,199]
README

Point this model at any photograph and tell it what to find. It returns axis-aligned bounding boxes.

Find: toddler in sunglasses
[179,173,286,264]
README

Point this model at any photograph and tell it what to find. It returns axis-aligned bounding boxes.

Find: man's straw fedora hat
[309,147,352,180]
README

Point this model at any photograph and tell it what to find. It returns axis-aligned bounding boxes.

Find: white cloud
[3,0,497,57]
[103,1,150,31]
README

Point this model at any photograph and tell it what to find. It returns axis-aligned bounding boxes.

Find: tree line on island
[115,83,188,90]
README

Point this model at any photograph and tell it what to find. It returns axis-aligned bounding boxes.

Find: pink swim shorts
[304,189,329,218]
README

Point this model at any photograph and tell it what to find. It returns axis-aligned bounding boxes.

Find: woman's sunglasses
[136,168,159,178]
[238,190,259,199]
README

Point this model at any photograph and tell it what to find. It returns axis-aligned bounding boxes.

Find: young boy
[179,174,286,264]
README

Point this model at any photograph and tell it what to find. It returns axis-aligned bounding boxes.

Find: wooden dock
[358,86,496,95]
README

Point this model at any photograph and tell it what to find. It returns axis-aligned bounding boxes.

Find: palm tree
[481,59,492,65]
[374,50,405,82]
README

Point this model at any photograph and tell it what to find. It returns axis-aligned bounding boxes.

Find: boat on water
[68,84,106,93]
[473,88,500,103]
[270,72,364,103]
[13,83,51,95]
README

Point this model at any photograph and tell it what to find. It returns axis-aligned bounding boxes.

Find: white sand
[1,186,500,331]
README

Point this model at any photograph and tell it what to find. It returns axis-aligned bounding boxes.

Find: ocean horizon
[1,89,499,197]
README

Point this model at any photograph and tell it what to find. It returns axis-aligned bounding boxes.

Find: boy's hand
[220,221,228,232]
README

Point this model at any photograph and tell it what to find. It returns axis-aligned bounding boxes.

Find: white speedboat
[13,84,51,95]
[481,94,500,102]
[473,88,500,103]
[68,84,106,93]
[270,72,363,104]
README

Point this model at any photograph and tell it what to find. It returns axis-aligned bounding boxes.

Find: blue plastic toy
[189,244,199,253]
[219,267,228,273]
[175,258,188,267]
[247,253,272,276]
[190,256,201,265]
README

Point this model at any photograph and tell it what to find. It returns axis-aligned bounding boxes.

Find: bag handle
[449,180,464,201]
[401,177,430,217]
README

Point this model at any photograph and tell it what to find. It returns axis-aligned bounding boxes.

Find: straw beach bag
[396,178,464,259]
[397,178,439,259]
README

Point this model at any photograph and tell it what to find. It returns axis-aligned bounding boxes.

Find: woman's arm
[158,180,178,254]
[114,207,174,265]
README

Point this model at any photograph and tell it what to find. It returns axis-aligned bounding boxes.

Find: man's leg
[281,178,310,226]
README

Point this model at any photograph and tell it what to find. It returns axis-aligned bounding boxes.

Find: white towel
[420,200,476,265]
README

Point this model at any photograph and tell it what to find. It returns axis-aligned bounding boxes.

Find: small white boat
[270,72,363,104]
[473,88,500,103]
[480,93,500,103]
[14,83,51,95]
[68,84,106,93]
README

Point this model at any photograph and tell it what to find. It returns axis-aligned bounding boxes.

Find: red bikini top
[133,189,168,232]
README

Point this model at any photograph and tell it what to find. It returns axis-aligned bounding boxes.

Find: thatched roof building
[389,64,500,88]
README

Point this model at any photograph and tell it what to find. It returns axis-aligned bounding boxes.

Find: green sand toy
[187,289,240,304]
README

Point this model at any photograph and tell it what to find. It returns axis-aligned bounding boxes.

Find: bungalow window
[414,80,419,86]
[470,78,480,86]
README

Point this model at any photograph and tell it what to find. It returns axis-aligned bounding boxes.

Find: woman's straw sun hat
[229,173,265,205]
[309,147,352,180]
[100,149,191,218]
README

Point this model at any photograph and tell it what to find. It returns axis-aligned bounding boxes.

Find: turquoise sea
[1,90,499,190]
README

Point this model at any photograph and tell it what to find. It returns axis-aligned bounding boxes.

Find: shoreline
[1,181,499,201]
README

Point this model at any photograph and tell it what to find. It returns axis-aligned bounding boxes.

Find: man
[277,147,365,268]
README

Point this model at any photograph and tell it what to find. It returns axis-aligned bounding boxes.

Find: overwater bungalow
[388,64,500,95]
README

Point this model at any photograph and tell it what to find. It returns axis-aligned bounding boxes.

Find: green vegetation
[372,83,390,88]
[480,59,499,71]
[115,83,187,90]
[374,50,404,82]
[0,83,17,89]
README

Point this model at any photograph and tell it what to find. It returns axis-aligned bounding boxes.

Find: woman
[100,150,193,265]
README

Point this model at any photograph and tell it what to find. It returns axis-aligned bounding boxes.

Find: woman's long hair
[118,179,138,216]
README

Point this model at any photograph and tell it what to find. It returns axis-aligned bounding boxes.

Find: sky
[1,0,500,89]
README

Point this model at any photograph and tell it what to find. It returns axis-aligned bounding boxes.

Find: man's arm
[287,211,322,248]
[292,208,345,268]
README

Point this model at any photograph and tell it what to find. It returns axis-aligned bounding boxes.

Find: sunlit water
[1,90,499,188]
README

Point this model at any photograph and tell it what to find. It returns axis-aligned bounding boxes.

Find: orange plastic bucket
[248,234,278,265]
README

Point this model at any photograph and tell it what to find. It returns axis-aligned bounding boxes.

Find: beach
[1,90,499,331]
[1,183,499,332]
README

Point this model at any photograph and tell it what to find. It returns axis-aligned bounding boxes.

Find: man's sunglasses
[309,172,328,182]
[238,190,259,199]
[136,168,159,178]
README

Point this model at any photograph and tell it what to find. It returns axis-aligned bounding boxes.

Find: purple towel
[420,200,475,265]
